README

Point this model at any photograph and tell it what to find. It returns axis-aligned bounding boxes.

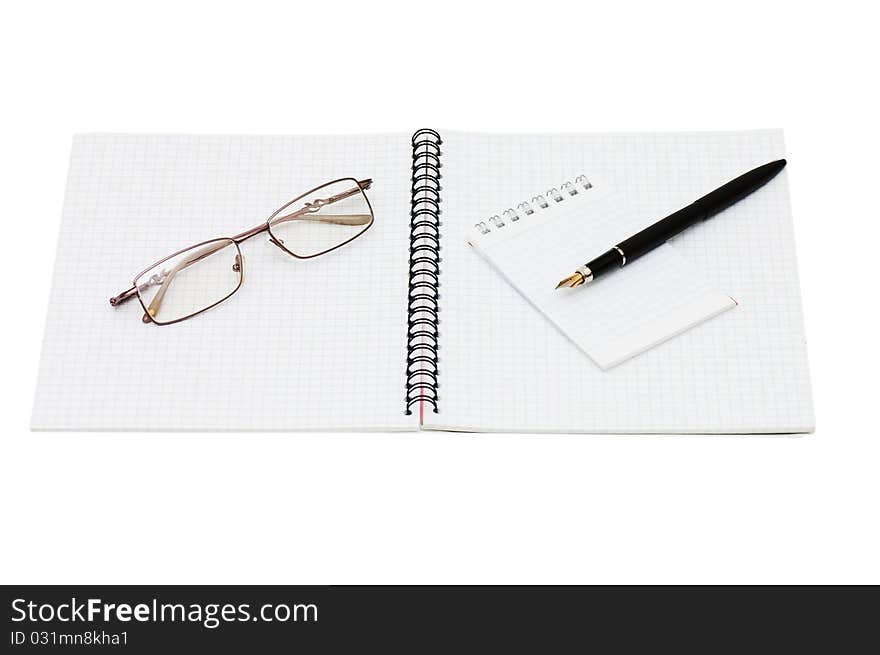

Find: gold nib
[555,272,585,289]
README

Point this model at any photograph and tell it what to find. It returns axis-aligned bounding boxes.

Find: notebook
[32,129,814,433]
[468,181,737,369]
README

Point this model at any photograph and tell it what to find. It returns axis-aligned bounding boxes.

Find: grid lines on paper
[426,130,813,433]
[32,133,418,431]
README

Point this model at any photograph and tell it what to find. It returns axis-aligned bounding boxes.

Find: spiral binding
[474,175,593,235]
[407,128,442,415]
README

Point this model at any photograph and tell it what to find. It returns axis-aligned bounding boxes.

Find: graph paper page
[32,133,418,431]
[469,186,736,369]
[425,130,814,433]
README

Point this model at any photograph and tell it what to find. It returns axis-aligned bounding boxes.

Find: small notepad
[468,181,736,369]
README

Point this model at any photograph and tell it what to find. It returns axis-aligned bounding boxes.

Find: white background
[1,0,877,584]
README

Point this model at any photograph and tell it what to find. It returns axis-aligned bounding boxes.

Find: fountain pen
[556,159,787,289]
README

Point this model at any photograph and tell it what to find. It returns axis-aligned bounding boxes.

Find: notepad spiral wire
[474,175,593,235]
[406,128,443,415]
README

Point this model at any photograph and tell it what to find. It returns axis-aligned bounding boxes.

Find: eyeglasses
[109,177,374,325]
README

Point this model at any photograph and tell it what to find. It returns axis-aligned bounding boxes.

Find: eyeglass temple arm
[109,286,138,306]
[271,213,372,227]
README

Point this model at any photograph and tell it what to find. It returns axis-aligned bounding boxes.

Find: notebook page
[425,130,813,433]
[469,186,736,369]
[32,133,418,431]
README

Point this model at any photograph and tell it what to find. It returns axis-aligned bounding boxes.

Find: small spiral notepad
[468,178,737,369]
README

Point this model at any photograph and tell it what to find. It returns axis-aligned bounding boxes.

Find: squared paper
[424,130,814,433]
[32,133,418,431]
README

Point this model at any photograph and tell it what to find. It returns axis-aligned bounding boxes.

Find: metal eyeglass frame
[109,177,374,325]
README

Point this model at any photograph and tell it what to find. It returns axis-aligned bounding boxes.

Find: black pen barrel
[696,159,787,219]
[615,204,704,262]
[583,159,787,281]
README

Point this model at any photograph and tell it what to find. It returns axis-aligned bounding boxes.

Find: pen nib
[556,272,585,289]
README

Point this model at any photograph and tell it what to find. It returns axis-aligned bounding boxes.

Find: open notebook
[32,129,814,432]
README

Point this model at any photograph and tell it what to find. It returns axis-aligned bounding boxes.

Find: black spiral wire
[406,128,442,415]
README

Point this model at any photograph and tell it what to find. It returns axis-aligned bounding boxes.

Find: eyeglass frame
[109,177,375,326]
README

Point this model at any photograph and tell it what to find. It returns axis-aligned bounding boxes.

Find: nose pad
[269,235,286,250]
[232,254,242,272]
